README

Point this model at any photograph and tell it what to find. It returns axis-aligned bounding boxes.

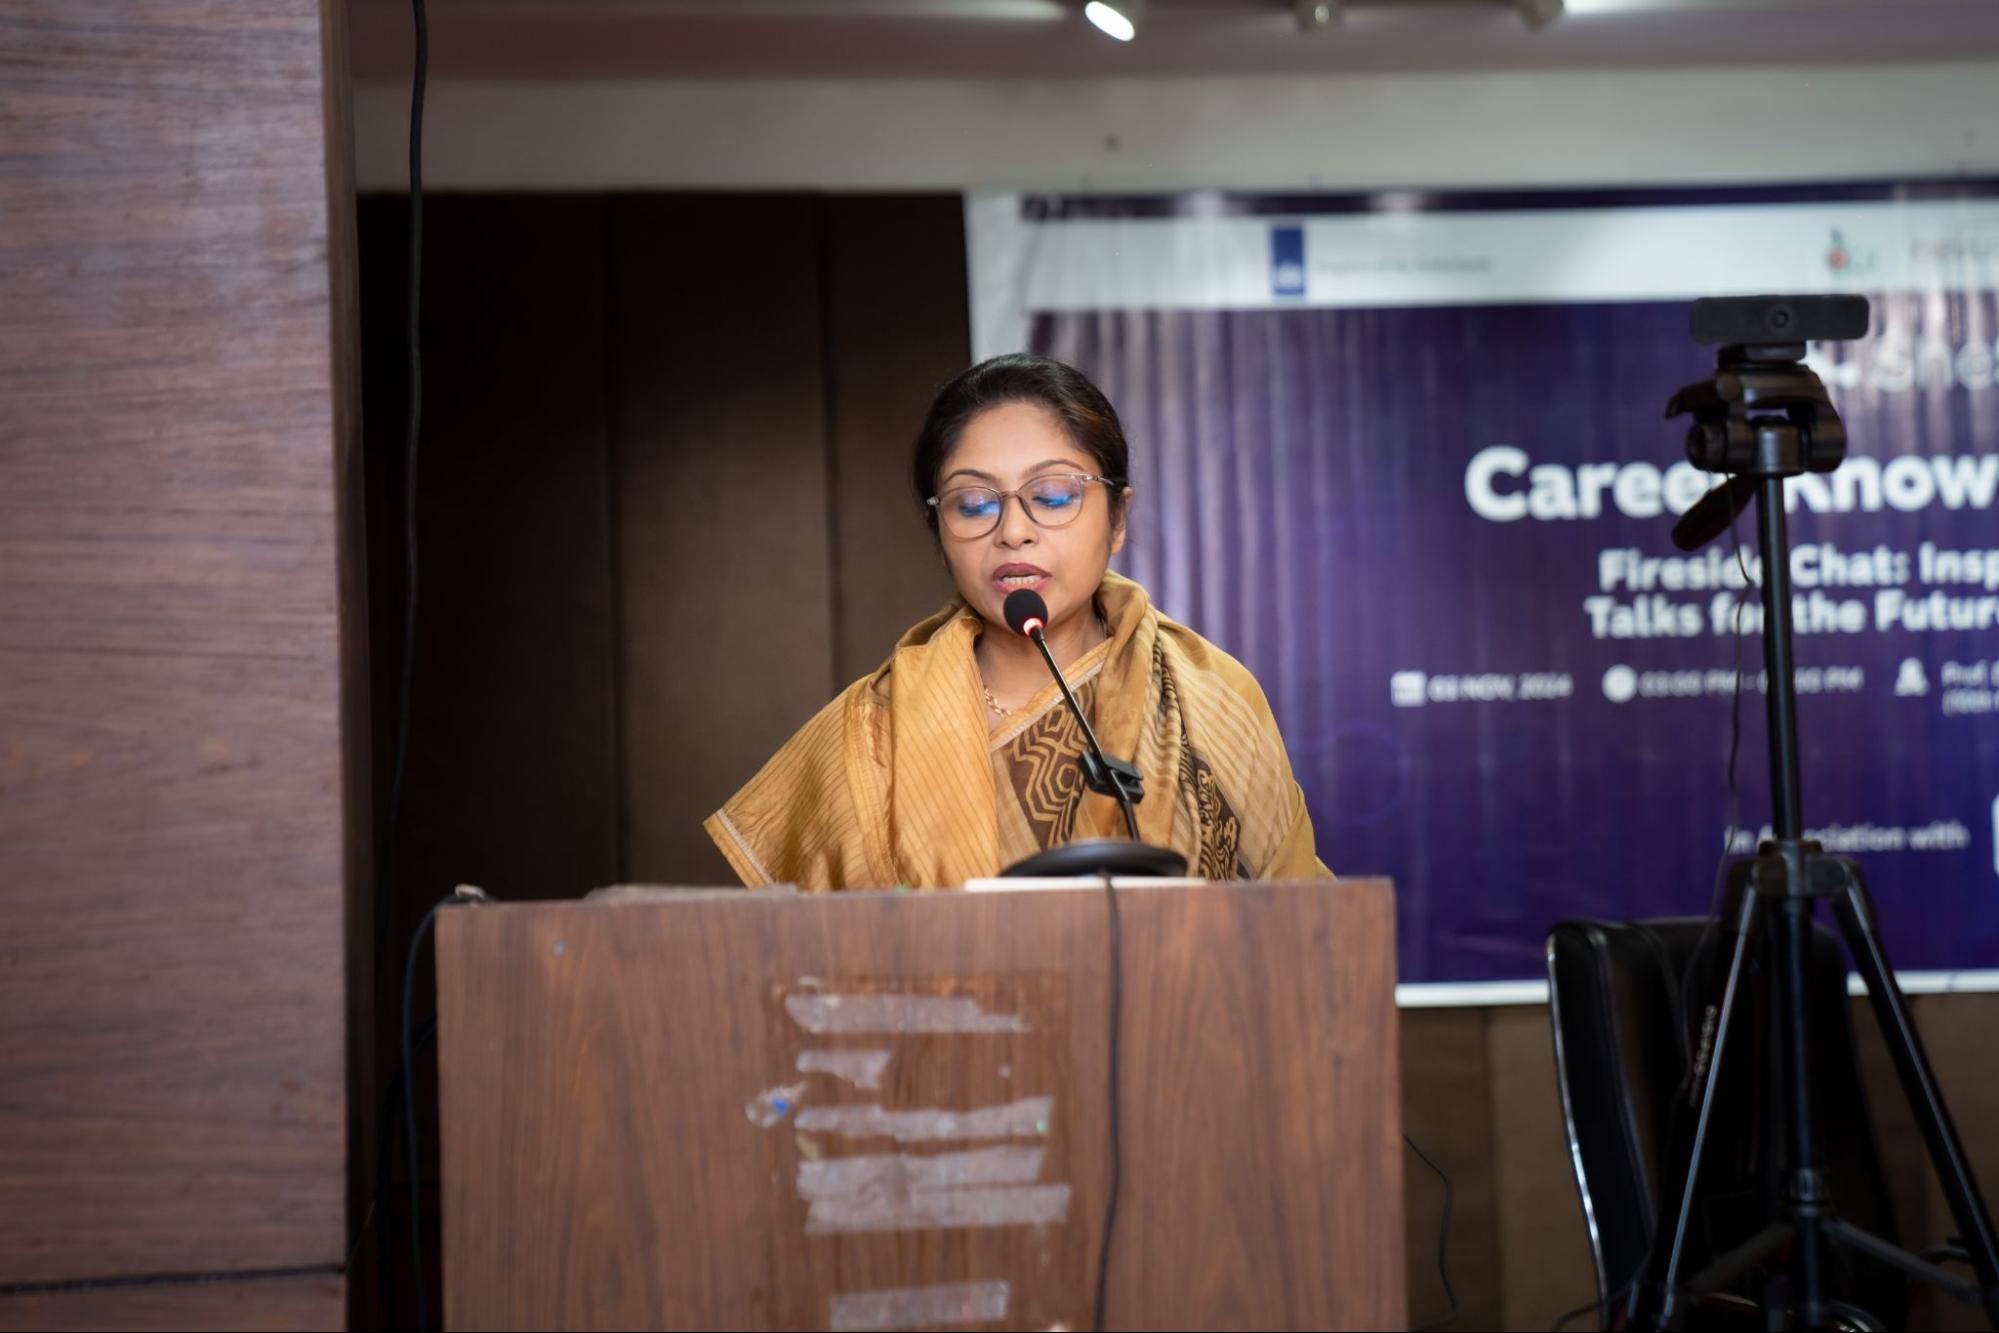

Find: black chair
[1546,917,1907,1329]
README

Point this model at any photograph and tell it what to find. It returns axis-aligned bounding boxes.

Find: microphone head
[1003,588,1049,637]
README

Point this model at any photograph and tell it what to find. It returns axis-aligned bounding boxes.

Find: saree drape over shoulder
[704,572,1331,889]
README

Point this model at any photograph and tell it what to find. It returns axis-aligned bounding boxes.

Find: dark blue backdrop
[1030,285,1999,984]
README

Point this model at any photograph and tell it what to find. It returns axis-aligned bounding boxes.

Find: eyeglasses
[926,473,1122,540]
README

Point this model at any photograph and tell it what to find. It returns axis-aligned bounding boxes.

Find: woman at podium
[704,354,1331,890]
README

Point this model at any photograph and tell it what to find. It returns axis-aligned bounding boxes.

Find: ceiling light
[1296,0,1342,31]
[1084,0,1142,41]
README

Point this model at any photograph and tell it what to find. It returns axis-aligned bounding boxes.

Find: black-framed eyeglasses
[925,473,1123,540]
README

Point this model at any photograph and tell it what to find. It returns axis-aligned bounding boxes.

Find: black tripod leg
[1629,868,1762,1330]
[1830,858,1999,1326]
[1821,1218,1985,1308]
[1685,1222,1792,1299]
[1774,894,1830,1330]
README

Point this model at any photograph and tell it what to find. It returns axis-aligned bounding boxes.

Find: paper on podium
[587,880,1209,898]
[587,883,800,902]
[963,875,1208,892]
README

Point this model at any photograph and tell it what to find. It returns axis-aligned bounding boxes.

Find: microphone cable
[362,0,430,1325]
[1407,1132,1460,1330]
[375,0,427,986]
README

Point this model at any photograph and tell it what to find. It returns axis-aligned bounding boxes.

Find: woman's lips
[991,563,1051,592]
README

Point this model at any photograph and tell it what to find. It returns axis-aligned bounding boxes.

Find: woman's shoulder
[853,597,979,700]
[1149,608,1273,709]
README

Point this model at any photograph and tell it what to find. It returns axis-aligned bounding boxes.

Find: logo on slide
[1271,224,1306,298]
[1894,658,1931,697]
[1825,226,1875,276]
[1602,665,1638,703]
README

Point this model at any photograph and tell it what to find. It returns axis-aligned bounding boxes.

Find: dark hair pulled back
[911,353,1130,535]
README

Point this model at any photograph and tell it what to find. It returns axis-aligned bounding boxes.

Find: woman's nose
[994,492,1038,546]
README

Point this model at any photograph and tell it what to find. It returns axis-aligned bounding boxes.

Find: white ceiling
[346,0,1999,81]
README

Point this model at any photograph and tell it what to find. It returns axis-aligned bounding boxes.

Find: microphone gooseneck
[1001,589,1145,840]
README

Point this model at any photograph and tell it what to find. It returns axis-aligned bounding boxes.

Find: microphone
[1002,588,1149,840]
[1004,588,1048,639]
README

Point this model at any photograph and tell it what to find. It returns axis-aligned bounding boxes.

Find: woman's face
[932,400,1129,636]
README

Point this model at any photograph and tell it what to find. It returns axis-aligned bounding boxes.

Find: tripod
[1626,340,1999,1330]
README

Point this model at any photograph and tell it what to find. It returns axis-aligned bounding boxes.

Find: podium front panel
[437,878,1403,1330]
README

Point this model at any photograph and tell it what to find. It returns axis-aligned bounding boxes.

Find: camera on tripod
[1670,295,1864,482]
[1622,294,1999,1332]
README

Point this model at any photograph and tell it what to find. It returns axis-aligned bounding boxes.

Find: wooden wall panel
[353,192,619,1329]
[0,1273,344,1333]
[353,192,977,901]
[820,196,965,686]
[320,0,376,1322]
[356,194,620,906]
[610,195,834,885]
[1488,1005,1597,1330]
[0,0,351,1298]
[1399,1008,1505,1328]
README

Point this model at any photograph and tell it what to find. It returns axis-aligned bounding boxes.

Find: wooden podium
[436,878,1404,1331]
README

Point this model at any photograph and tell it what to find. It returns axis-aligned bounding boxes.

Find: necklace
[981,610,1111,718]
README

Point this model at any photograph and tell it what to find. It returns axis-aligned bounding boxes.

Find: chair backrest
[1546,916,1904,1327]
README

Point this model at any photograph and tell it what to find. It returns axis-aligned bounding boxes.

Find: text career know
[1463,445,1999,523]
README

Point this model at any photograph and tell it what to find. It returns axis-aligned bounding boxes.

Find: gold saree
[704,572,1331,889]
